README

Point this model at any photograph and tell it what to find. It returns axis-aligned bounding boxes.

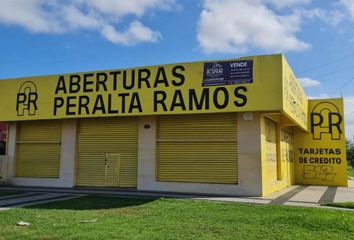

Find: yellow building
[0,54,347,196]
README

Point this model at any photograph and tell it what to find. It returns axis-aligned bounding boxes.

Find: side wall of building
[261,114,295,196]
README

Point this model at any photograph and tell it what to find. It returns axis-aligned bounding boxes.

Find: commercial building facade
[0,54,347,196]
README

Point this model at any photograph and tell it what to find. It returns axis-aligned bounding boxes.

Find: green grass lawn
[348,165,354,177]
[0,196,353,240]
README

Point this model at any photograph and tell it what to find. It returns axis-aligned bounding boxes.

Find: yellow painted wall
[294,98,347,186]
[280,127,295,186]
[261,114,295,196]
[282,56,308,130]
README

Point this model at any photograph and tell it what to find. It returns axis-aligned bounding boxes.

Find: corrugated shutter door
[15,121,62,178]
[157,113,238,184]
[76,117,138,187]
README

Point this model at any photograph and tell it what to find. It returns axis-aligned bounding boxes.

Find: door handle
[105,153,109,166]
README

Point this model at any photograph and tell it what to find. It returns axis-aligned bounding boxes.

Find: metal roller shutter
[15,121,62,178]
[157,113,238,184]
[76,117,138,187]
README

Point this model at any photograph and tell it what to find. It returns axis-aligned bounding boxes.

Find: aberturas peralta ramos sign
[0,55,290,121]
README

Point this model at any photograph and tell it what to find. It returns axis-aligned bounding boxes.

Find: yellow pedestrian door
[76,117,138,187]
[264,117,279,181]
[104,153,120,186]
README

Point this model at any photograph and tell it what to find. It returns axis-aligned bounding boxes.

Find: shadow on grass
[23,195,159,211]
[0,191,24,197]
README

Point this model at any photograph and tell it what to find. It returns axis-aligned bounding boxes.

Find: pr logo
[16,81,38,116]
[310,102,342,140]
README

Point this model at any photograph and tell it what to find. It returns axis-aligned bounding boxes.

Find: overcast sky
[0,0,353,138]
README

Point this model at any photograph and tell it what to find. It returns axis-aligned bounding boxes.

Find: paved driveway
[264,184,354,206]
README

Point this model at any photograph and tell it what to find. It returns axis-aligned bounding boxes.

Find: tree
[346,140,354,168]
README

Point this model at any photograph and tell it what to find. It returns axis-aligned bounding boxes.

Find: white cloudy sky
[0,0,353,138]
